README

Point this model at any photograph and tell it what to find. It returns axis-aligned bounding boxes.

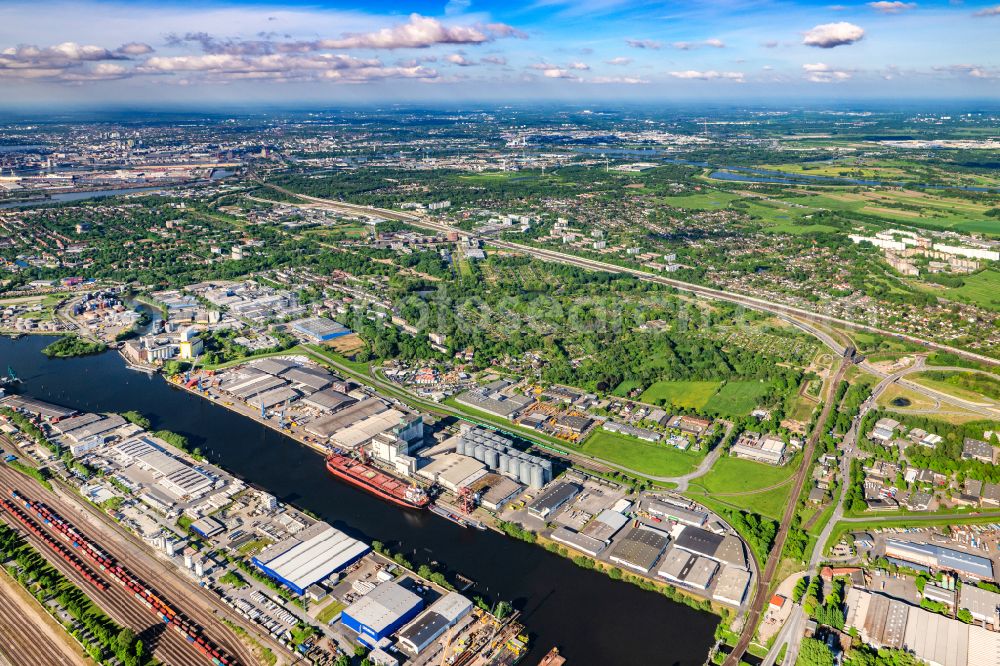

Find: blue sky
[1,0,998,105]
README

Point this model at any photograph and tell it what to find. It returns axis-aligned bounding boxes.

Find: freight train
[0,497,107,591]
[7,490,237,666]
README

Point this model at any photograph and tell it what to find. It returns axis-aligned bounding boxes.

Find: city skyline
[2,0,1000,107]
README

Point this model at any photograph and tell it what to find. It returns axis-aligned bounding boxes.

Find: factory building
[305,399,388,440]
[396,592,473,655]
[607,524,671,574]
[301,388,356,413]
[713,567,752,607]
[646,499,708,527]
[550,527,607,557]
[0,395,77,422]
[453,385,533,420]
[417,454,487,493]
[657,548,719,590]
[846,588,1000,666]
[291,316,352,342]
[884,539,994,580]
[329,410,422,452]
[527,482,581,519]
[673,526,748,570]
[253,522,370,595]
[340,581,424,647]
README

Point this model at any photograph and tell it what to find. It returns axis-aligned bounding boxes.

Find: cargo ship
[326,453,429,509]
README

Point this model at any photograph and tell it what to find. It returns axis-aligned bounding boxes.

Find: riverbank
[168,368,735,624]
[0,335,720,666]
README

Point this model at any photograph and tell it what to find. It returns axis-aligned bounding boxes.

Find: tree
[792,576,809,603]
[494,601,512,620]
[797,637,834,666]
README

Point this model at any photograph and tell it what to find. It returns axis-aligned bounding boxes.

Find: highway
[256,181,999,663]
[255,179,1000,369]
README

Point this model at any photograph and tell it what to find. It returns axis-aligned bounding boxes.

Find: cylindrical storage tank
[456,438,467,456]
[540,459,553,473]
[530,464,544,489]
[498,454,510,474]
[474,445,486,462]
[485,449,499,470]
[519,461,533,485]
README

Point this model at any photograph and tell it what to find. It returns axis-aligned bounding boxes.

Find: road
[314,346,734,488]
[254,178,1000,369]
[761,353,951,666]
[869,360,1000,420]
[722,358,848,666]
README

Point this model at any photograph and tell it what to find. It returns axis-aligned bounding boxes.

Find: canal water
[0,336,718,665]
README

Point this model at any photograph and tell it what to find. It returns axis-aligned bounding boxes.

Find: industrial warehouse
[883,539,995,580]
[252,522,370,595]
[172,354,757,619]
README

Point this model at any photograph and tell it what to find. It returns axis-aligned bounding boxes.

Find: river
[0,336,719,665]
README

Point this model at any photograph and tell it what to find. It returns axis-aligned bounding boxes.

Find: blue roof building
[341,581,424,647]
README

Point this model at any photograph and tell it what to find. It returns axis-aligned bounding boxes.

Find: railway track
[0,501,205,666]
[0,465,255,666]
[0,573,83,666]
[722,359,848,666]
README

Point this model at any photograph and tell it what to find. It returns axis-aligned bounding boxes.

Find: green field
[660,191,741,210]
[937,270,1000,311]
[612,379,644,397]
[639,380,721,409]
[580,429,703,477]
[780,189,1000,236]
[910,370,1000,402]
[705,380,773,417]
[686,455,798,519]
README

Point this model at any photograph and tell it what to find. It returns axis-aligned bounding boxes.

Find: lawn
[612,379,645,397]
[660,191,741,210]
[316,600,346,624]
[939,270,1000,312]
[639,380,721,409]
[686,455,799,519]
[910,371,1000,403]
[705,380,773,417]
[579,429,703,477]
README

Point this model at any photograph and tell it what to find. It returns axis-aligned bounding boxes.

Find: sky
[1,0,999,107]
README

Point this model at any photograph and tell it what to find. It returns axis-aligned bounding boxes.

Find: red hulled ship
[326,453,429,509]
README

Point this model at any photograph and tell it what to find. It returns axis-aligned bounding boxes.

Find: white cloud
[589,76,648,84]
[868,1,916,13]
[803,62,852,82]
[480,55,507,65]
[605,56,632,65]
[445,52,474,66]
[802,22,865,48]
[669,70,744,81]
[934,63,999,78]
[973,4,1000,15]
[137,52,439,83]
[312,14,524,50]
[626,39,662,49]
[568,61,590,70]
[542,67,577,79]
[116,42,154,56]
[672,38,725,50]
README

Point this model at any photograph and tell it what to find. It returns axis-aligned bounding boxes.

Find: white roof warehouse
[253,522,370,595]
